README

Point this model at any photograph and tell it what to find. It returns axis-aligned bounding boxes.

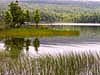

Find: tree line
[3,1,40,28]
[1,1,100,28]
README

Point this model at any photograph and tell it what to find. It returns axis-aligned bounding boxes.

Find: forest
[1,0,100,24]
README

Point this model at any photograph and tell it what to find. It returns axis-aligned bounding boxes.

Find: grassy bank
[0,28,79,38]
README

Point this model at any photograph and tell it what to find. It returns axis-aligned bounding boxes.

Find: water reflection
[25,39,31,51]
[1,36,100,57]
[5,38,25,58]
[57,26,100,38]
[4,38,40,58]
[0,26,100,57]
[33,38,40,52]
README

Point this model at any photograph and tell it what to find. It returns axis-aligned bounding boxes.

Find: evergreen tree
[25,10,30,22]
[33,9,41,29]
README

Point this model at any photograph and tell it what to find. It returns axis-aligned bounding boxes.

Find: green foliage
[4,1,31,28]
[3,1,100,28]
[32,9,100,23]
[33,9,41,28]
[24,10,30,22]
[76,13,100,23]
[9,1,24,27]
[2,1,100,23]
[4,11,12,28]
[17,2,100,23]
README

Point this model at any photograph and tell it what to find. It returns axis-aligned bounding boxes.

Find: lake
[0,26,100,57]
[1,25,100,75]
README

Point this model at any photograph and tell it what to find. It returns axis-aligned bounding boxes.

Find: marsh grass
[0,28,79,39]
[0,52,100,75]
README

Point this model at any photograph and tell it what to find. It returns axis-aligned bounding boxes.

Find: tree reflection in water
[25,39,31,51]
[4,37,40,59]
[33,38,40,53]
[5,38,28,59]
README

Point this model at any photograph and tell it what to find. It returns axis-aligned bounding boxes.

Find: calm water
[0,26,100,56]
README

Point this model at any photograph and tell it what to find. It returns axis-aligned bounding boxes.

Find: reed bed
[0,53,100,75]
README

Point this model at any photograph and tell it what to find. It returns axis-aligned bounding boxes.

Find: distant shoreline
[31,23,100,26]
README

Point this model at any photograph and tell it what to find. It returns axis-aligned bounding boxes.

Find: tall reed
[0,52,100,75]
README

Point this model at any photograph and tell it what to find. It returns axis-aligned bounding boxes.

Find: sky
[80,0,100,1]
[0,0,100,1]
[71,0,100,1]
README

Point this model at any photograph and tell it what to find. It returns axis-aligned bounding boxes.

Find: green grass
[0,28,79,38]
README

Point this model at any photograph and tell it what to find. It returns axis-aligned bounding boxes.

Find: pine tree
[33,9,41,29]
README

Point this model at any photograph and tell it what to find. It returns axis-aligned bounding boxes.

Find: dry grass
[0,52,100,75]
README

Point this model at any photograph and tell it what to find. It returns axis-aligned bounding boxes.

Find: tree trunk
[36,23,38,29]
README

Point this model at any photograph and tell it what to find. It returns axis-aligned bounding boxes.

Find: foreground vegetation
[0,52,100,75]
[0,27,79,39]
